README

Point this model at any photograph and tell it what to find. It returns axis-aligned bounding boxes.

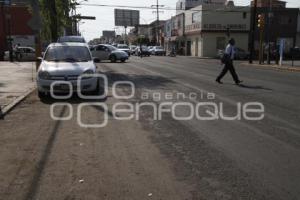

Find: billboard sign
[114,9,140,27]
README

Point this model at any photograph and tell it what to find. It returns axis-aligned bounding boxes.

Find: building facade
[251,0,287,8]
[164,13,185,54]
[148,20,166,45]
[0,4,34,60]
[176,0,226,14]
[252,6,299,54]
[184,5,250,57]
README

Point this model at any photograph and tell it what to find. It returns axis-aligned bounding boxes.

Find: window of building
[243,12,247,19]
[178,19,181,28]
[192,12,201,23]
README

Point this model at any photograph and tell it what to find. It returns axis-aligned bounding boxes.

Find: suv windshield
[44,46,92,62]
[58,36,86,43]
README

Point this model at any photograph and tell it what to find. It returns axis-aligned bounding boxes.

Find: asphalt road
[0,56,299,200]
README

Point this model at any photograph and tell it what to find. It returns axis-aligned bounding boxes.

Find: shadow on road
[40,94,108,105]
[24,106,66,200]
[104,71,174,89]
[40,93,110,104]
[238,84,273,91]
[96,61,130,64]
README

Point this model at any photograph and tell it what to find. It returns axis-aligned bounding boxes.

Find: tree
[39,0,73,42]
[136,36,150,46]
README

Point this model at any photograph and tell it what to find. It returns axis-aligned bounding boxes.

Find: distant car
[91,44,129,63]
[36,43,98,98]
[151,46,166,56]
[57,36,86,43]
[117,44,131,56]
[4,46,36,61]
[136,46,151,57]
[235,47,249,60]
[129,45,137,55]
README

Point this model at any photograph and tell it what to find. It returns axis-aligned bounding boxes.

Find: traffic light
[257,14,265,29]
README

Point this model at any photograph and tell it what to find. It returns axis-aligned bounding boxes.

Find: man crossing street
[216,38,242,85]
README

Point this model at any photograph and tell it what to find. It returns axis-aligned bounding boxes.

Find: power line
[80,3,251,13]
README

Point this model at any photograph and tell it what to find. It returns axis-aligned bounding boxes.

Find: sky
[77,0,300,41]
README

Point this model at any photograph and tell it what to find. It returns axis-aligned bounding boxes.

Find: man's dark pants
[216,60,240,83]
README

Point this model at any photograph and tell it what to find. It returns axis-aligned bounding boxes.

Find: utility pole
[249,0,257,64]
[266,0,273,64]
[1,1,6,61]
[49,0,58,42]
[258,14,265,64]
[152,0,164,46]
[156,0,159,45]
[0,0,13,61]
[7,9,13,62]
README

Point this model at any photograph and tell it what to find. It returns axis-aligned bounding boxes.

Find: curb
[241,62,300,72]
[0,87,36,118]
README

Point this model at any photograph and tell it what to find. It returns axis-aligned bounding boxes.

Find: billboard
[114,9,140,27]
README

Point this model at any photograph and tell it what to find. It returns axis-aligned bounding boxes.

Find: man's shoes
[235,80,243,85]
[216,79,223,84]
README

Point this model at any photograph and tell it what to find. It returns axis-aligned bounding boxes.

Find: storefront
[184,5,250,58]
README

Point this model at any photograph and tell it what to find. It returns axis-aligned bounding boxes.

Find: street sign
[73,15,96,20]
[114,9,139,27]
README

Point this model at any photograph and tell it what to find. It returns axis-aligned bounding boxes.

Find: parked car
[91,44,129,62]
[129,45,137,55]
[135,46,151,57]
[117,44,131,56]
[57,36,86,43]
[148,46,154,51]
[36,43,98,98]
[4,46,36,61]
[150,46,166,56]
[235,47,249,60]
[284,47,300,59]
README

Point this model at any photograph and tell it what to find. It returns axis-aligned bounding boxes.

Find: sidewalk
[239,60,300,72]
[0,62,36,116]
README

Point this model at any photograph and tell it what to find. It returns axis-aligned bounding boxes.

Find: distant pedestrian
[216,38,242,85]
[139,44,143,58]
[14,43,21,61]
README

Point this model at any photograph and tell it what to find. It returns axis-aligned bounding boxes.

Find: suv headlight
[38,71,51,80]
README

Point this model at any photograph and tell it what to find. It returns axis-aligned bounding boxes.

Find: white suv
[37,43,98,98]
